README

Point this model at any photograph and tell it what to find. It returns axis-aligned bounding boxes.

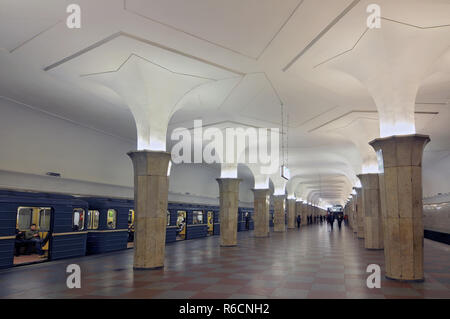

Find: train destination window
[107,209,117,229]
[73,208,85,231]
[192,211,204,224]
[87,210,99,230]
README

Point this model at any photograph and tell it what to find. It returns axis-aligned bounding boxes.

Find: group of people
[326,212,346,231]
[294,211,348,232]
[14,224,45,257]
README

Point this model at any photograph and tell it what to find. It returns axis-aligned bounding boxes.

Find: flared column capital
[358,173,380,190]
[127,150,171,176]
[252,188,271,198]
[216,178,242,191]
[272,194,286,203]
[369,134,430,168]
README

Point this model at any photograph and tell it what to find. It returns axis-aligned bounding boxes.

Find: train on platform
[0,189,255,269]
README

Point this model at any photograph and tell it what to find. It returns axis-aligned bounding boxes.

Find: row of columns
[345,134,429,282]
[127,135,428,282]
[128,157,320,271]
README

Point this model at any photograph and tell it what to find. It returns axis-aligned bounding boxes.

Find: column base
[133,265,164,271]
[385,275,424,283]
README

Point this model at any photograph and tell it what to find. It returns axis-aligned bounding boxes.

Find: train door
[207,211,214,236]
[176,210,187,241]
[14,206,52,265]
[127,209,135,248]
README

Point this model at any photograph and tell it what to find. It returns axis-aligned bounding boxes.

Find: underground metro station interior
[0,0,449,304]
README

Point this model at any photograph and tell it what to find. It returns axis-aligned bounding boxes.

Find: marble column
[127,151,171,270]
[273,195,286,232]
[354,187,365,239]
[359,173,384,250]
[301,203,307,225]
[287,199,296,229]
[252,189,270,237]
[308,204,313,224]
[370,134,430,281]
[348,199,353,229]
[295,201,302,226]
[217,178,241,247]
[351,195,358,233]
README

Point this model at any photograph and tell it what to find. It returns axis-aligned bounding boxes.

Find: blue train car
[80,197,131,255]
[0,189,254,270]
[0,190,88,269]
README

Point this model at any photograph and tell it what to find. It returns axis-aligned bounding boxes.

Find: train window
[87,210,99,230]
[73,208,85,231]
[17,207,51,231]
[128,209,134,224]
[167,210,170,226]
[176,210,187,241]
[17,207,33,231]
[39,208,51,231]
[207,211,214,236]
[107,209,117,229]
[192,211,203,224]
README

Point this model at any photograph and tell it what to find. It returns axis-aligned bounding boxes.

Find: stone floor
[0,223,449,299]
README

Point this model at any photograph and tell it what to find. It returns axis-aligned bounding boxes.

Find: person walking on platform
[327,214,334,231]
[296,215,301,229]
[337,214,343,230]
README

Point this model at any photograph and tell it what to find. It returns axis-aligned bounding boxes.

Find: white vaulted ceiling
[0,0,449,204]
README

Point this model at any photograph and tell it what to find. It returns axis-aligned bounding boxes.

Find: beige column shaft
[252,189,270,237]
[128,151,171,270]
[348,199,353,229]
[355,188,365,238]
[295,201,302,226]
[359,173,384,250]
[301,203,307,225]
[370,134,430,281]
[351,195,358,233]
[217,178,241,247]
[287,199,296,229]
[273,195,286,232]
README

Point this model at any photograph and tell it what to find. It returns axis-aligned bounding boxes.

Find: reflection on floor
[1,224,449,299]
[13,254,47,265]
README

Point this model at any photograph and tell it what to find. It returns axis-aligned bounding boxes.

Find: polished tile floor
[1,223,449,299]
